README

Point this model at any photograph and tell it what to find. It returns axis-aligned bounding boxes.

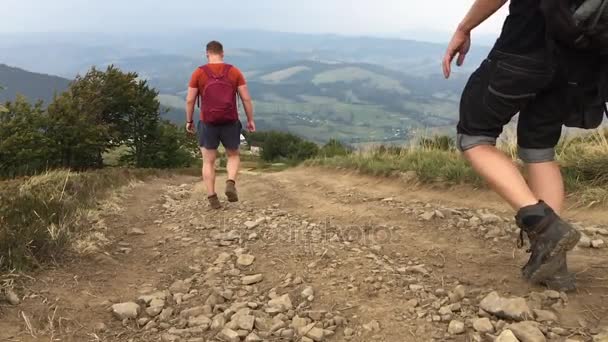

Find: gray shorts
[198,120,241,150]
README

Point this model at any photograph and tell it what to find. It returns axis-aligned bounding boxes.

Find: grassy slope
[307,129,608,207]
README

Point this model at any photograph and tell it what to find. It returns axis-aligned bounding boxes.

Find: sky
[1,0,508,38]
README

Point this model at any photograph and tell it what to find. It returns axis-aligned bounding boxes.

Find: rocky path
[1,168,608,342]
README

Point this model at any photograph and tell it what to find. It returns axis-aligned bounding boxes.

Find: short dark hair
[206,41,224,55]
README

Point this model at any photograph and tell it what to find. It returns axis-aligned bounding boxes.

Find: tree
[0,85,7,113]
[122,120,195,168]
[68,66,140,166]
[46,91,108,170]
[258,131,319,163]
[0,96,51,178]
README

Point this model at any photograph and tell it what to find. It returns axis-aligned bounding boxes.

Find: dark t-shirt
[494,0,546,53]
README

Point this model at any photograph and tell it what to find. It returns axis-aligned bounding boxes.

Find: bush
[320,139,351,158]
[254,131,319,163]
[0,169,163,271]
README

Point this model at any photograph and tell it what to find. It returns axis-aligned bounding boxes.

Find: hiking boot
[516,201,581,284]
[540,254,577,292]
[225,180,239,203]
[208,194,221,209]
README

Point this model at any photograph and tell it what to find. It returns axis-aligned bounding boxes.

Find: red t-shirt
[189,63,246,92]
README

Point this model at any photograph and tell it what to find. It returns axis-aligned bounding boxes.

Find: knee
[225,149,240,157]
[457,134,497,154]
[518,147,556,163]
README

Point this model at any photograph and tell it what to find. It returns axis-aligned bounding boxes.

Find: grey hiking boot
[225,180,238,203]
[540,254,577,292]
[516,201,581,284]
[208,194,221,210]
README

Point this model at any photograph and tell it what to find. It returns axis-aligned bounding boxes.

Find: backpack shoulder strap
[219,64,233,79]
[200,64,221,79]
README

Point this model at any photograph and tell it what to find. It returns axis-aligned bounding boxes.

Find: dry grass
[0,169,165,271]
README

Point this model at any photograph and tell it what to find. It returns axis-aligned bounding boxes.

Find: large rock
[473,317,494,333]
[218,328,240,342]
[5,290,20,305]
[306,327,325,341]
[180,306,210,319]
[245,332,263,342]
[236,315,256,331]
[169,280,190,294]
[237,254,256,267]
[480,292,533,321]
[112,302,140,320]
[508,321,546,342]
[188,315,211,328]
[448,320,465,335]
[268,294,293,312]
[533,309,558,322]
[242,274,264,285]
[497,329,521,342]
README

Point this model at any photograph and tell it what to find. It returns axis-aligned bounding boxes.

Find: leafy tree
[0,96,51,177]
[0,85,7,113]
[122,120,195,168]
[46,91,108,170]
[257,131,319,162]
[68,66,140,165]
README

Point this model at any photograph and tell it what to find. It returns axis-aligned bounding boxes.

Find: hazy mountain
[161,60,465,144]
[0,29,484,143]
[0,30,490,78]
[0,64,71,103]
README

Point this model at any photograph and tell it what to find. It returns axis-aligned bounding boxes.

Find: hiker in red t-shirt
[186,41,256,209]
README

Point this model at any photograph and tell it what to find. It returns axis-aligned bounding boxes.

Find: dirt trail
[1,168,607,342]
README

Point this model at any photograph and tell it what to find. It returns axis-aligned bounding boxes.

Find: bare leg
[525,161,564,214]
[464,145,538,210]
[201,148,218,196]
[225,148,240,182]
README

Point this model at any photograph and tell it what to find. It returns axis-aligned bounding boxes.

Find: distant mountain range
[0,64,70,104]
[0,30,487,143]
[161,60,465,144]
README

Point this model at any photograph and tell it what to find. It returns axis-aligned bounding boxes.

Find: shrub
[0,169,162,271]
[320,139,351,158]
[256,131,319,163]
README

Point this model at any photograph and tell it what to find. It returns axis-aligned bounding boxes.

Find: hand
[186,121,195,134]
[443,28,471,79]
[247,120,256,132]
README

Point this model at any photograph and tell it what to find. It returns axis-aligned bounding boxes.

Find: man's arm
[443,0,508,78]
[237,84,256,132]
[185,87,198,133]
[459,0,508,33]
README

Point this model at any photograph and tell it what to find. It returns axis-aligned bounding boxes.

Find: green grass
[308,128,608,207]
[0,169,167,271]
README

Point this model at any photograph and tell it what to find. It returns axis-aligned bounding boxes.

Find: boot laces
[518,230,532,253]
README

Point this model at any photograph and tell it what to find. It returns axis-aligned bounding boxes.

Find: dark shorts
[198,120,242,150]
[457,49,571,163]
[458,46,606,165]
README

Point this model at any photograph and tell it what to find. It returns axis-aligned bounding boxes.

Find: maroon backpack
[198,64,238,125]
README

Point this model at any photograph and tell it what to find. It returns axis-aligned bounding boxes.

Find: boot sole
[542,273,577,292]
[526,229,581,283]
